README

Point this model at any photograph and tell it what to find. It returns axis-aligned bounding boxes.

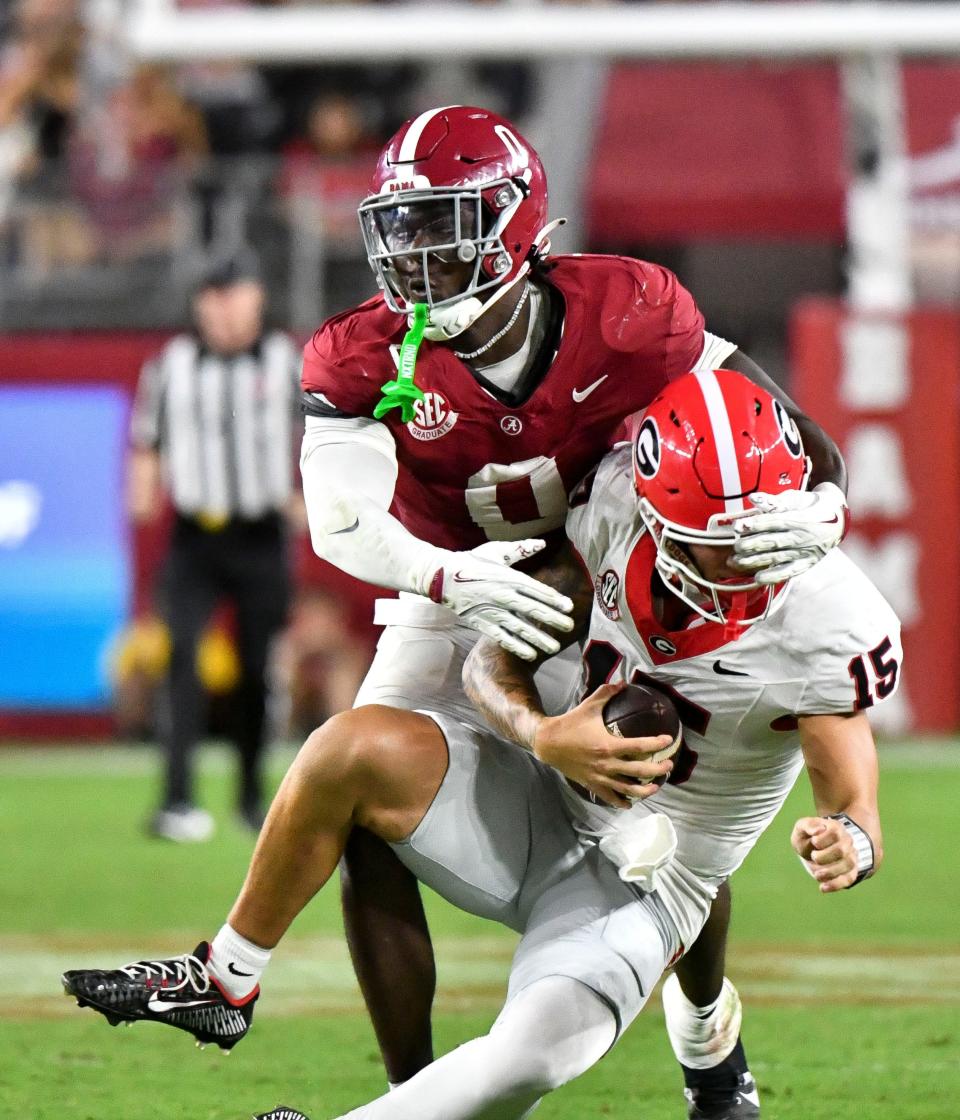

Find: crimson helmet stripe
[396,105,459,164]
[693,370,745,513]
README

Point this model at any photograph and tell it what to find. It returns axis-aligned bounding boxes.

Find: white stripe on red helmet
[396,105,459,163]
[693,369,745,515]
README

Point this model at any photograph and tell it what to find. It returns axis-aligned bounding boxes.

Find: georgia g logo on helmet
[634,417,661,480]
[772,399,804,459]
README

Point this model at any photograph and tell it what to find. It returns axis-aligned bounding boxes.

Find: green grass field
[1,739,958,1120]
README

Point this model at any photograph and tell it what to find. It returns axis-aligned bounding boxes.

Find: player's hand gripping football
[427,539,575,660]
[731,482,848,584]
[533,684,675,808]
[791,816,860,893]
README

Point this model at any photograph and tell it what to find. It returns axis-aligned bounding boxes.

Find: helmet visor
[372,197,478,255]
[358,180,521,311]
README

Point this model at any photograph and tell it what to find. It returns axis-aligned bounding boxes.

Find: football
[602,683,682,787]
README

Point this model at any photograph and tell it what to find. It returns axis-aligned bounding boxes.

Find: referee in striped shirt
[129,251,303,842]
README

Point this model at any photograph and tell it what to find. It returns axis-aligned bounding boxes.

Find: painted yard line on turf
[0,739,957,776]
[5,938,958,1020]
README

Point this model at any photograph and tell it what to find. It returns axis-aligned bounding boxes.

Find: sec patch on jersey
[603,683,682,787]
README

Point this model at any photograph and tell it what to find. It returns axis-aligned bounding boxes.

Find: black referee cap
[192,248,262,292]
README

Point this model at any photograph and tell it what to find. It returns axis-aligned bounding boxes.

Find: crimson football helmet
[633,369,811,625]
[358,105,550,336]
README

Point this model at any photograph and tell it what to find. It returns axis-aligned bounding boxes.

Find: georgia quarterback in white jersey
[465,367,901,956]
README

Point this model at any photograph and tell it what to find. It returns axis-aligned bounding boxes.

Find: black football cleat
[61,941,257,1052]
[684,1070,760,1120]
[254,1110,312,1120]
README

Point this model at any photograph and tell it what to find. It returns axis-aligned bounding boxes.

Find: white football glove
[732,482,849,585]
[424,538,575,661]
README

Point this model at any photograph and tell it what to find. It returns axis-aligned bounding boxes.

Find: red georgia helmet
[358,105,549,314]
[632,369,810,625]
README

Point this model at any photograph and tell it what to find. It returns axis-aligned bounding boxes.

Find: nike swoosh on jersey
[332,518,360,534]
[147,994,218,1013]
[572,375,608,403]
[712,660,749,677]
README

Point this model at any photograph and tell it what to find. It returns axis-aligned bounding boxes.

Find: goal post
[125,3,960,63]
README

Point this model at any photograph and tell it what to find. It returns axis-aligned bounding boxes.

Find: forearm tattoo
[463,543,593,750]
[464,640,546,749]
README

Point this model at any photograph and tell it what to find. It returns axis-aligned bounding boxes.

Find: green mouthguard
[374,303,429,423]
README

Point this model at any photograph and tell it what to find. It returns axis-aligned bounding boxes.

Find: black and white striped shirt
[131,332,302,520]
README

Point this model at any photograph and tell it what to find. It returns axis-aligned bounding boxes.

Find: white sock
[334,976,616,1120]
[662,973,742,1069]
[208,924,272,1000]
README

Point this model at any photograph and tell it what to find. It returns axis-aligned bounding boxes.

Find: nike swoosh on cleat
[147,995,218,1012]
[572,375,608,403]
[228,963,254,977]
[712,660,750,677]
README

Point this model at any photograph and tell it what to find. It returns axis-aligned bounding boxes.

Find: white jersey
[565,446,903,949]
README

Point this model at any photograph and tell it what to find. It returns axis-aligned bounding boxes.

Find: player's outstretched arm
[793,711,883,893]
[300,418,573,658]
[723,348,849,585]
[463,545,674,807]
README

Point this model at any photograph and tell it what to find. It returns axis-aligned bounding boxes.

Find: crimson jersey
[301,254,708,550]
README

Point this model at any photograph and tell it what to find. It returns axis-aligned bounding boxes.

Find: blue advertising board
[0,386,130,707]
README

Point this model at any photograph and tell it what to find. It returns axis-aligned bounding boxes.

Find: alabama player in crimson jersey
[61,108,851,1120]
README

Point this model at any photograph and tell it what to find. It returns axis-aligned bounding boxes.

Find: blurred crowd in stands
[3,0,959,335]
[0,0,533,305]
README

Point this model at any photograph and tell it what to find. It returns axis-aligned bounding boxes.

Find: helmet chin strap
[419,264,530,342]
